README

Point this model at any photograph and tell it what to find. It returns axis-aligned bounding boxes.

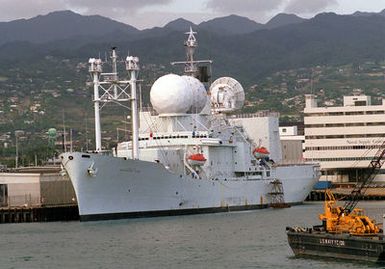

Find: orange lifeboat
[253,147,269,159]
[187,153,207,166]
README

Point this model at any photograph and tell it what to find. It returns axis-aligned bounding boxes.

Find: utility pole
[15,132,18,168]
[62,110,67,153]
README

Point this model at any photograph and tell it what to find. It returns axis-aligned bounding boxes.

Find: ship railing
[84,150,113,156]
[230,110,280,119]
[1,194,78,209]
[2,194,41,208]
[274,159,314,166]
[140,108,280,118]
[141,106,158,116]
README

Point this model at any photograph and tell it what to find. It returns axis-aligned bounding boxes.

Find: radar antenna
[184,27,198,75]
[171,27,212,83]
[210,77,245,113]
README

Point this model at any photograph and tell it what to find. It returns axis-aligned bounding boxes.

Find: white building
[279,126,305,163]
[304,93,385,182]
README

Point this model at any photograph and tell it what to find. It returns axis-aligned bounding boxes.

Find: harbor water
[1,202,385,269]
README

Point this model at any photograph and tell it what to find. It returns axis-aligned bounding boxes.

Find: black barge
[286,141,385,263]
[287,227,385,263]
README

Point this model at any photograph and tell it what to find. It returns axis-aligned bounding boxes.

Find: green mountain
[2,10,385,155]
[3,11,385,83]
[265,13,306,29]
[199,14,264,34]
[0,10,138,45]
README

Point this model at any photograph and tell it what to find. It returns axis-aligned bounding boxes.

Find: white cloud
[67,0,173,15]
[0,0,173,22]
[206,0,284,13]
[0,0,61,21]
[285,0,338,14]
[0,0,384,28]
[203,0,343,23]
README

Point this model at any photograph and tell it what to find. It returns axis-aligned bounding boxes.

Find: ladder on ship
[268,179,290,208]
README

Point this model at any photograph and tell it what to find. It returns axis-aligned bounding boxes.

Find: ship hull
[287,230,385,262]
[61,152,317,221]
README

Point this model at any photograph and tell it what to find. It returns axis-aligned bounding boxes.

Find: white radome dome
[182,76,208,113]
[150,74,193,114]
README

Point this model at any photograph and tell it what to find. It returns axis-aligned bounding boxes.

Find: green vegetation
[244,61,385,122]
[1,56,385,166]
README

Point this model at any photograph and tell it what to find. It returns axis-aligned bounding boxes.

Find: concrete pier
[307,186,385,201]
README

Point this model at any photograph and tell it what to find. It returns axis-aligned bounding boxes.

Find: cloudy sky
[1,0,385,29]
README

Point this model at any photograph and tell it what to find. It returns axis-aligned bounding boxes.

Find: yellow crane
[319,140,385,235]
[319,189,379,235]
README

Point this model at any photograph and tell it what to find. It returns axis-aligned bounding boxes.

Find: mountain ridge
[265,13,306,29]
[0,10,139,45]
[2,10,385,82]
[199,14,264,35]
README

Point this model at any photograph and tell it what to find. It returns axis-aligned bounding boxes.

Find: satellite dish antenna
[209,77,245,113]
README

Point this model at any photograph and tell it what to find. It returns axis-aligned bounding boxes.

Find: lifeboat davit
[187,153,207,166]
[253,147,269,159]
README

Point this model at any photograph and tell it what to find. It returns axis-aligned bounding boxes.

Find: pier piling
[0,205,79,224]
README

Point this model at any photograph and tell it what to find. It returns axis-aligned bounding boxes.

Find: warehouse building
[303,93,385,182]
[0,167,76,208]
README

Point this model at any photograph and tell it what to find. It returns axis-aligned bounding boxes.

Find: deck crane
[319,140,385,235]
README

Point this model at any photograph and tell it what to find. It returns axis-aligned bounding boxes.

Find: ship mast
[184,27,198,75]
[89,58,103,152]
[88,48,140,159]
[171,27,212,78]
[126,56,140,159]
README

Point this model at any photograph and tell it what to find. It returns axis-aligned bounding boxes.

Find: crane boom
[343,140,385,213]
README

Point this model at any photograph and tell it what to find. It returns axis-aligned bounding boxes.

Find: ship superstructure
[60,29,319,221]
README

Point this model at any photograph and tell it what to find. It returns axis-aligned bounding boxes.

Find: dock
[0,166,80,223]
[0,205,79,223]
[307,183,385,201]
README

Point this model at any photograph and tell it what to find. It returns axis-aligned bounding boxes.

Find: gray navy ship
[60,28,319,221]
